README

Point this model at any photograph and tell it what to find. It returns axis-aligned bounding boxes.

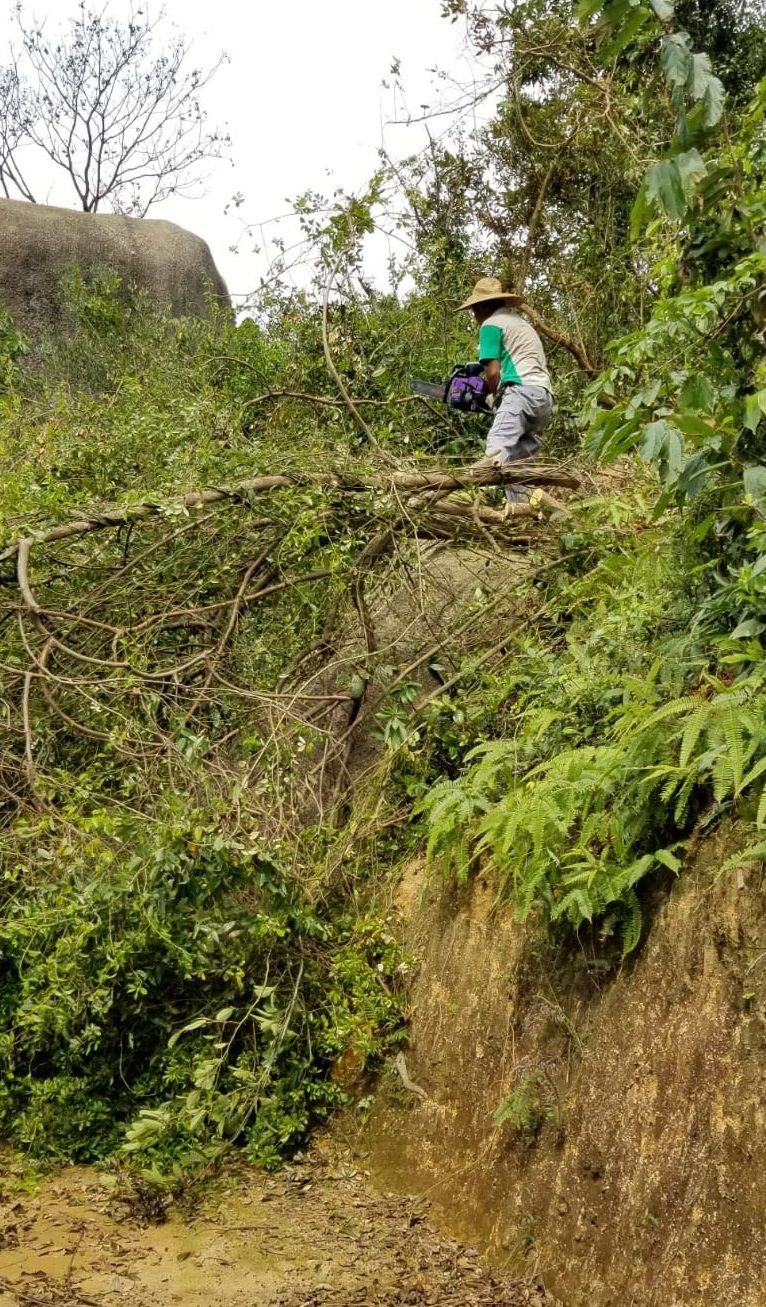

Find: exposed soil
[0,1143,554,1307]
[365,837,766,1306]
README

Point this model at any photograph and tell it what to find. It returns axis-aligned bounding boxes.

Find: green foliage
[419,511,694,954]
[0,274,424,1170]
[419,5,766,960]
[419,493,766,956]
[0,308,27,392]
[584,0,726,228]
[585,75,766,650]
[492,1071,550,1144]
[0,807,402,1168]
[2,0,766,1173]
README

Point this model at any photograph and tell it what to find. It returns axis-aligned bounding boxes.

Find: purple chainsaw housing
[445,363,491,413]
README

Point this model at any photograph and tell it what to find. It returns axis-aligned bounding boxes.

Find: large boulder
[0,198,230,332]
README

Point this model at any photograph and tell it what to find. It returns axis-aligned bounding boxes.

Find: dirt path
[0,1146,554,1307]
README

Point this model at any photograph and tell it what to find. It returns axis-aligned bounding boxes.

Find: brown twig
[321,253,397,465]
[184,552,271,720]
[21,667,40,803]
[242,389,431,411]
[520,302,598,378]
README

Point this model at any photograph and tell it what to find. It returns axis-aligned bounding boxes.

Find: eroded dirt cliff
[365,832,766,1306]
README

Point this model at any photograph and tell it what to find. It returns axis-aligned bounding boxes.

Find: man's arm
[478,322,503,394]
[484,358,501,394]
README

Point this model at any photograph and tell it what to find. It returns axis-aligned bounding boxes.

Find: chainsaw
[411,362,492,414]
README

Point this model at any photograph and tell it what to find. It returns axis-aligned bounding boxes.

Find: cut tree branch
[1,460,579,565]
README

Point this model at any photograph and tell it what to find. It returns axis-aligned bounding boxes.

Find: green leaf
[743,465,766,505]
[168,1016,210,1048]
[655,848,682,872]
[600,3,651,59]
[730,618,766,638]
[701,70,725,127]
[643,151,706,221]
[659,31,725,142]
[660,32,693,93]
[675,147,708,194]
[640,419,684,480]
[620,890,643,956]
[674,413,717,440]
[646,159,688,220]
[576,0,604,20]
[678,374,715,412]
[744,390,766,433]
[640,419,671,460]
[688,50,715,101]
[600,0,641,30]
[675,450,711,500]
[736,754,766,797]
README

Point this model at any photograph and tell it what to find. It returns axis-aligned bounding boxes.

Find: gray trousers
[485,384,553,502]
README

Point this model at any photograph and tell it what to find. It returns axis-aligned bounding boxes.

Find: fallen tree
[0,439,581,1170]
[1,458,577,567]
[0,455,576,822]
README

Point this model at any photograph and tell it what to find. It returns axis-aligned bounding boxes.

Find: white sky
[0,1,487,305]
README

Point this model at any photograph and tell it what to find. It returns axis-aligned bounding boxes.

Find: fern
[620,889,642,958]
[736,754,766,799]
[679,704,712,768]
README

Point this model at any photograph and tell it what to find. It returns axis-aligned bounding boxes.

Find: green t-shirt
[478,321,522,385]
[477,310,551,390]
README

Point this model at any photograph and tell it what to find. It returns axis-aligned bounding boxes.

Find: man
[458,276,553,503]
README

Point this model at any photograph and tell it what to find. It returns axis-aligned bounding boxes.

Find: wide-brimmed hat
[457,276,522,311]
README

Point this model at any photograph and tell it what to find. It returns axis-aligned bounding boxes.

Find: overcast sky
[0,1,486,304]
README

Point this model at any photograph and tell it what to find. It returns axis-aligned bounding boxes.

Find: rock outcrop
[0,198,229,331]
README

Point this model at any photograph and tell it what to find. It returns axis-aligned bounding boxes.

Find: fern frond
[551,885,594,926]
[736,753,766,799]
[757,785,766,829]
[715,841,766,880]
[720,704,747,794]
[640,696,697,731]
[620,889,642,957]
[674,773,697,824]
[678,704,712,768]
[612,853,655,892]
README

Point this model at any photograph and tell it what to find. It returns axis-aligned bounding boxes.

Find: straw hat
[457,276,522,311]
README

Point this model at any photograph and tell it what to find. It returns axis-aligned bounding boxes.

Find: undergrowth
[0,274,433,1173]
[0,803,402,1170]
[418,503,701,954]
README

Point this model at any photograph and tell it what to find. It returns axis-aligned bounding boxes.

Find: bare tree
[0,2,229,215]
[0,65,35,201]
